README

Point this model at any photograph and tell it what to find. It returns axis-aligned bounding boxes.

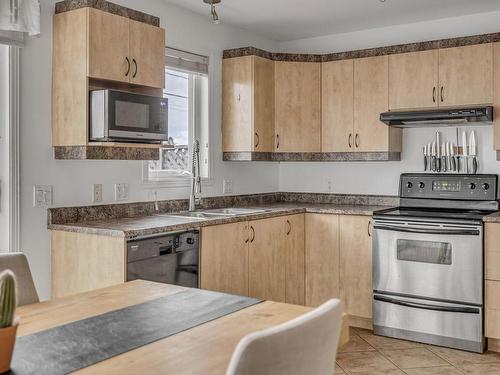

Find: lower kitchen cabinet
[248,217,286,302]
[339,215,373,325]
[484,223,500,345]
[200,221,249,296]
[200,214,305,304]
[51,230,126,299]
[305,213,340,307]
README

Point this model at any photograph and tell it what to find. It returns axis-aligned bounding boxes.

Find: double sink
[158,208,272,221]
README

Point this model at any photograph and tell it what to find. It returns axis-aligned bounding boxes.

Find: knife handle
[441,156,447,172]
[424,156,428,171]
[472,157,478,174]
[431,156,436,172]
[436,157,441,172]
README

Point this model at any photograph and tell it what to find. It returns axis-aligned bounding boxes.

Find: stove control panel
[400,174,498,201]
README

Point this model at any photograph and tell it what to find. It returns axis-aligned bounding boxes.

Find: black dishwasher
[126,230,199,288]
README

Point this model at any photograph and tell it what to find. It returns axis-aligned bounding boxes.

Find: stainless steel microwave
[90,90,168,143]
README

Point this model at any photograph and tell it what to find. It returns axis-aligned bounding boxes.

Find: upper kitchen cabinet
[88,8,165,88]
[438,44,493,107]
[222,55,275,153]
[389,50,439,110]
[322,60,354,152]
[354,55,401,153]
[275,61,321,152]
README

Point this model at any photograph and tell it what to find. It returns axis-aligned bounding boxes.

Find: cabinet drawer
[486,309,500,339]
[486,280,500,310]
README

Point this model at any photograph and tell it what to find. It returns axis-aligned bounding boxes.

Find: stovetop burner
[374,207,492,223]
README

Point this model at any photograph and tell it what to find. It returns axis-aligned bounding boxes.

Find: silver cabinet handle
[237,93,241,102]
[132,58,138,78]
[355,133,360,148]
[286,220,291,235]
[125,57,131,76]
[250,226,255,242]
[432,87,436,103]
[348,133,352,148]
[276,134,280,149]
[440,86,444,102]
[368,220,372,237]
[254,132,260,149]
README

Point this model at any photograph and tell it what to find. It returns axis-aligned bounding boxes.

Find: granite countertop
[483,212,500,223]
[48,202,393,239]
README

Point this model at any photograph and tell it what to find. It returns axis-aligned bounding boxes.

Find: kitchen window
[146,48,210,183]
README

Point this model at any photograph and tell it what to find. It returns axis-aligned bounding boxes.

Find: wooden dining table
[16,280,349,374]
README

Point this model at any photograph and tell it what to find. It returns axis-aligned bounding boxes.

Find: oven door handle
[373,224,480,236]
[374,295,480,314]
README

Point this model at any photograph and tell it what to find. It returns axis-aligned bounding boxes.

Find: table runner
[11,289,261,375]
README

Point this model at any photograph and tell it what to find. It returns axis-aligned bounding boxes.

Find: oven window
[115,101,150,129]
[397,239,452,265]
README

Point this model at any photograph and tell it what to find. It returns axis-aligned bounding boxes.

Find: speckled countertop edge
[48,204,392,239]
[482,212,500,223]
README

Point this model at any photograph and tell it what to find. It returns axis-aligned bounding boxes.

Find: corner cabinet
[200,214,305,304]
[275,61,321,152]
[52,6,165,159]
[222,55,275,153]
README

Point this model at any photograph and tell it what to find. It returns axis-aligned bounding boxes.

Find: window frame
[142,49,213,188]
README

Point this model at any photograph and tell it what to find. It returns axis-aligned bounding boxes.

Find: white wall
[278,12,500,195]
[21,0,279,300]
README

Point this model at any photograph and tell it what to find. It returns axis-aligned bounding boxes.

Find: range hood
[380,106,493,128]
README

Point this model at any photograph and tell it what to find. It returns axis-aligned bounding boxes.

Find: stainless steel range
[372,173,499,353]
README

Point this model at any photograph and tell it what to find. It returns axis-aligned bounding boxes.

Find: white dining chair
[0,252,39,306]
[225,299,343,375]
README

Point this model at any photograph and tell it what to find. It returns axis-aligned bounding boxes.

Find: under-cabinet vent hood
[380,106,493,128]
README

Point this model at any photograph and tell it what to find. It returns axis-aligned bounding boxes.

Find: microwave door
[107,90,168,142]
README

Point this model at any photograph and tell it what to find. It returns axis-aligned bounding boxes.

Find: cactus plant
[0,270,17,328]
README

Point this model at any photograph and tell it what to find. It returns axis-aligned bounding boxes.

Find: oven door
[107,90,168,142]
[373,219,483,305]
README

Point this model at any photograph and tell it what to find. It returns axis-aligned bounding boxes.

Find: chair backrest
[0,253,39,306]
[226,299,343,375]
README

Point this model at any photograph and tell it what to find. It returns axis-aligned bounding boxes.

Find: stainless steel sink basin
[202,208,271,216]
[159,211,228,220]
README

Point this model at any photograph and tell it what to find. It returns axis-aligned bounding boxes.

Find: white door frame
[8,46,20,253]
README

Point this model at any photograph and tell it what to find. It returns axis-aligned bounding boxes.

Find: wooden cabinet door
[439,44,493,107]
[305,214,340,307]
[253,56,275,152]
[275,61,321,152]
[284,214,305,305]
[389,50,439,110]
[87,8,130,83]
[222,56,253,152]
[200,222,249,296]
[339,215,373,319]
[353,56,390,152]
[248,217,286,302]
[129,19,165,88]
[322,60,354,152]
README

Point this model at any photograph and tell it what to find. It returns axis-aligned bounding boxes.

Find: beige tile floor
[335,328,500,374]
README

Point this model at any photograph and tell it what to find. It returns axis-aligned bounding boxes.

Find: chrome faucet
[189,140,202,211]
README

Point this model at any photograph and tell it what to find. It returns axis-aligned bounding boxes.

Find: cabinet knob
[348,133,352,148]
[355,134,360,149]
[368,220,372,237]
[286,220,291,235]
[432,87,436,103]
[276,134,280,149]
[125,57,131,77]
[440,86,444,102]
[250,226,255,243]
[254,132,260,148]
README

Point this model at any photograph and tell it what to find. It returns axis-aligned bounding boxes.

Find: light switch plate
[223,179,233,194]
[93,184,103,203]
[33,185,53,207]
[114,183,129,201]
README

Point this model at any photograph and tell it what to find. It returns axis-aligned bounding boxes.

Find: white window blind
[165,47,209,75]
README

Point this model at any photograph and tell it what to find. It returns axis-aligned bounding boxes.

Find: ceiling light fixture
[203,0,221,24]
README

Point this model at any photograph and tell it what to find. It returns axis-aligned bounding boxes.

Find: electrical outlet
[223,179,234,194]
[93,184,103,203]
[33,185,53,207]
[326,178,333,192]
[114,183,129,201]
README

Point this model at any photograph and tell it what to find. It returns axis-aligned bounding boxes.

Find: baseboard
[488,338,500,353]
[348,315,373,330]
